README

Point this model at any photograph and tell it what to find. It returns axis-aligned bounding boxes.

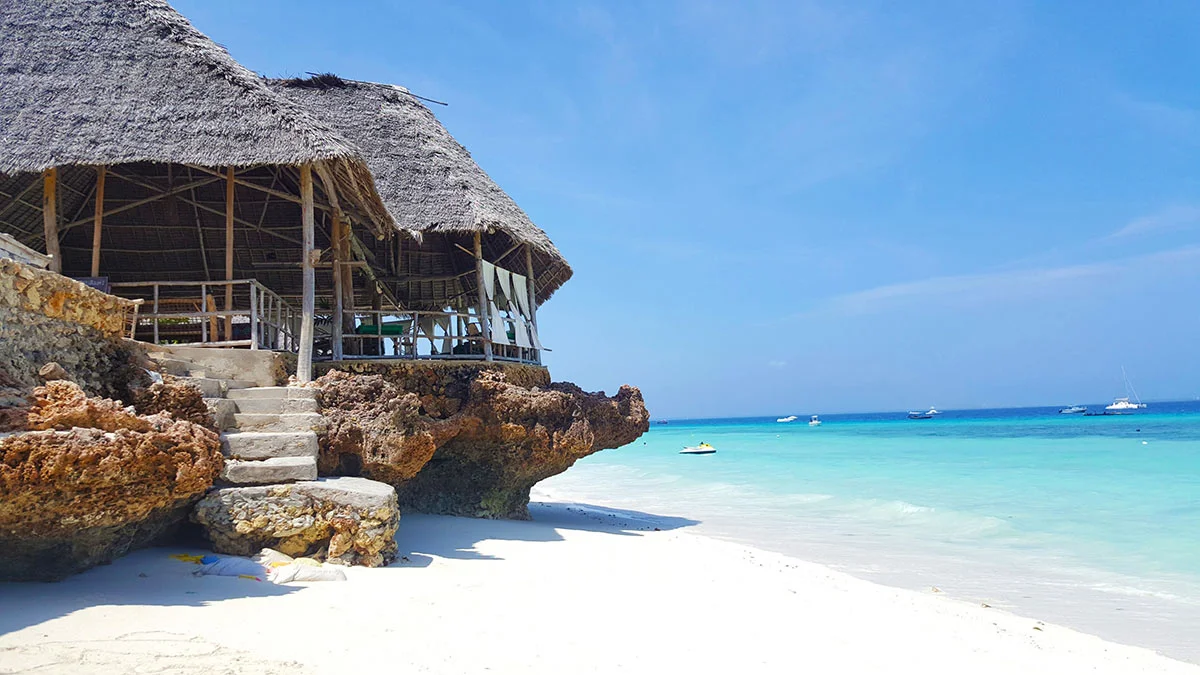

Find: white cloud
[768,360,788,368]
[806,246,1200,317]
[1107,205,1200,239]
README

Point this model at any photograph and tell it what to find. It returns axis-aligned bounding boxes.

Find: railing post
[200,282,208,343]
[249,282,259,350]
[152,284,159,344]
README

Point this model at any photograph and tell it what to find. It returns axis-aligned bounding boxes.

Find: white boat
[776,415,798,423]
[1105,367,1147,411]
[808,415,822,427]
[1059,405,1087,414]
[680,442,716,455]
[907,407,940,419]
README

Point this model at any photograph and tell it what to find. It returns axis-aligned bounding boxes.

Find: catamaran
[1106,367,1147,411]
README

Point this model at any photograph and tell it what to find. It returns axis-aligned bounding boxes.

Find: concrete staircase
[147,348,324,486]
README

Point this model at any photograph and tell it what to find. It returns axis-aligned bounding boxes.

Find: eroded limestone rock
[315,365,649,519]
[0,382,223,581]
[192,477,399,567]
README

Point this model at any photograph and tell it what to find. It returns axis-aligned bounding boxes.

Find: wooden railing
[324,309,541,365]
[111,279,298,351]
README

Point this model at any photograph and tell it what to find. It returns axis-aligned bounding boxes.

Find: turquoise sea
[538,403,1200,663]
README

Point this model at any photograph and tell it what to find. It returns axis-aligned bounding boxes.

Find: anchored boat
[680,442,716,455]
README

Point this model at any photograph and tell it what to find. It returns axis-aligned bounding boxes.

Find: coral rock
[315,364,649,519]
[191,477,399,567]
[0,383,223,581]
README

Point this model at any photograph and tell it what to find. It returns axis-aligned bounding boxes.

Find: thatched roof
[269,76,572,301]
[0,0,395,236]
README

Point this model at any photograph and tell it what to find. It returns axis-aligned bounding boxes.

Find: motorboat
[1059,405,1087,414]
[680,442,716,455]
[907,407,940,420]
[777,415,798,423]
[808,415,822,427]
[1106,367,1147,411]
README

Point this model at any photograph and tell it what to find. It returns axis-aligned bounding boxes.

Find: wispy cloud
[1106,204,1200,239]
[802,246,1200,317]
[1114,94,1200,144]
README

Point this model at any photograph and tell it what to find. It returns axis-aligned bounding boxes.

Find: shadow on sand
[0,547,298,637]
[392,500,699,566]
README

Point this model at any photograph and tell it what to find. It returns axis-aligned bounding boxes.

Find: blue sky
[177,0,1200,418]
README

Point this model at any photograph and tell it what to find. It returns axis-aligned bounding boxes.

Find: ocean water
[537,403,1200,662]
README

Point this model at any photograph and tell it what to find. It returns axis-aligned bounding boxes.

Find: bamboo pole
[90,166,105,277]
[42,168,61,273]
[297,164,315,383]
[224,166,235,340]
[475,232,493,362]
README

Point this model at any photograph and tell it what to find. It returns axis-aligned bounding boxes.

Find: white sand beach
[1,499,1196,675]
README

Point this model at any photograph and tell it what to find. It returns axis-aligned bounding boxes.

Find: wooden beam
[0,177,42,224]
[61,176,223,230]
[224,166,235,341]
[185,163,333,213]
[90,166,106,277]
[297,164,315,383]
[475,231,493,362]
[42,168,61,273]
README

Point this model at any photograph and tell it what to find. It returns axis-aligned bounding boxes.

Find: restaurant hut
[268,76,572,365]
[0,0,405,382]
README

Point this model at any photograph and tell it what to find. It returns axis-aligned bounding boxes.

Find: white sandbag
[269,561,347,583]
[193,557,268,579]
[252,548,293,567]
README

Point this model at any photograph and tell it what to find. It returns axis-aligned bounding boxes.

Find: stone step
[220,430,318,460]
[227,387,317,401]
[176,376,224,398]
[232,412,326,433]
[224,380,259,391]
[152,357,205,378]
[231,397,319,415]
[205,398,237,431]
[220,456,317,485]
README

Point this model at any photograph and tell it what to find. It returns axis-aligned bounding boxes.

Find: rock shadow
[0,546,297,637]
[389,501,699,565]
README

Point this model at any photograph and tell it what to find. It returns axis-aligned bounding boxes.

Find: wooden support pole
[525,245,539,363]
[297,164,315,383]
[42,168,61,273]
[224,167,235,340]
[90,166,106,277]
[475,232,493,362]
[331,212,345,361]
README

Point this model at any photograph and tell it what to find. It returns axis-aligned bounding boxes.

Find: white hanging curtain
[495,267,512,305]
[489,301,510,345]
[481,260,496,301]
[435,315,452,355]
[529,323,543,350]
[511,273,530,318]
[418,315,436,353]
[514,319,532,348]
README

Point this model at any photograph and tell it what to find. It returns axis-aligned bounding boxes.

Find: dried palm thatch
[270,76,572,302]
[0,0,396,237]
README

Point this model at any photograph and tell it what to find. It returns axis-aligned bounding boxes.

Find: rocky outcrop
[0,258,144,401]
[315,364,649,519]
[192,477,399,567]
[131,377,217,430]
[0,381,222,581]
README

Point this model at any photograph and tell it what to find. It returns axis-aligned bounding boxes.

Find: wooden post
[90,166,106,277]
[298,164,315,383]
[525,245,539,364]
[475,232,493,362]
[331,213,345,361]
[224,166,235,341]
[42,168,61,273]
